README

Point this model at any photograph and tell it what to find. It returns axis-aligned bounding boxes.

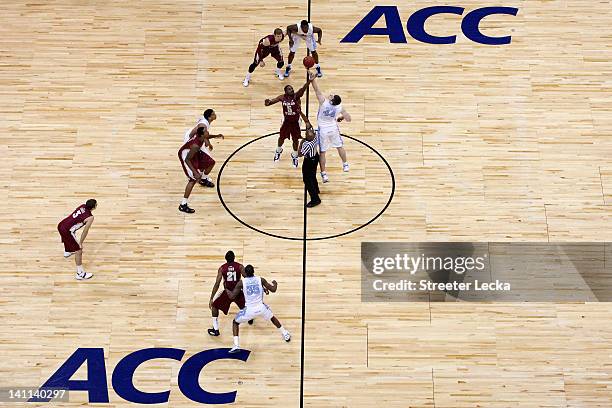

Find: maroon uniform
[212,261,246,314]
[254,34,284,65]
[279,87,306,141]
[178,136,214,181]
[57,204,93,253]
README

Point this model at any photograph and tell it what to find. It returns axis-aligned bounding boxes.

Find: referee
[299,125,321,208]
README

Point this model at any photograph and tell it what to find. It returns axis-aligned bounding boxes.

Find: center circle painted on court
[216,132,395,241]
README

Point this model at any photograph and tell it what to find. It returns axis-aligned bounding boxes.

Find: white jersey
[317,99,342,130]
[294,21,313,40]
[242,276,264,307]
[184,116,209,142]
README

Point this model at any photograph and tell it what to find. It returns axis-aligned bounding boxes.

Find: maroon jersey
[179,135,204,157]
[220,262,243,291]
[58,205,93,233]
[256,34,283,59]
[282,94,303,123]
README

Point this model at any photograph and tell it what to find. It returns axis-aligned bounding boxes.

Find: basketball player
[243,28,285,87]
[57,199,97,280]
[208,251,253,336]
[309,72,351,183]
[264,77,313,167]
[184,108,223,188]
[285,20,323,78]
[178,127,219,213]
[227,265,291,353]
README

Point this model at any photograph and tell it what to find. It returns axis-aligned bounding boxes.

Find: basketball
[303,55,315,69]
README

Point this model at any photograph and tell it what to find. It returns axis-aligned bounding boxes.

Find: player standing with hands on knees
[243,28,286,87]
[57,199,97,280]
[227,265,291,354]
[309,71,351,183]
[285,20,323,78]
[178,126,221,214]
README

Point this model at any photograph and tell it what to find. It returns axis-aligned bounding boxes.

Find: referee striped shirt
[301,134,319,158]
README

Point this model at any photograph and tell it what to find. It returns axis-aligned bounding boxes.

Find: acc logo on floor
[30,348,250,404]
[342,6,519,45]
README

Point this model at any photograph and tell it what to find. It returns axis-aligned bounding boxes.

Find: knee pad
[277,60,284,69]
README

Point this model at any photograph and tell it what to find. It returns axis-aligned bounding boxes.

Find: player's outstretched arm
[209,268,223,308]
[309,73,326,104]
[313,26,322,44]
[79,216,94,246]
[228,280,243,300]
[261,277,278,293]
[264,95,283,106]
[239,264,246,278]
[299,110,311,129]
[286,24,297,45]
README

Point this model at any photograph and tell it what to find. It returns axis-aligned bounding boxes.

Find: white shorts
[317,127,343,152]
[234,303,274,323]
[290,34,317,53]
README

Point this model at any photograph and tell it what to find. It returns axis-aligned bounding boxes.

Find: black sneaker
[179,203,195,213]
[284,66,292,77]
[248,319,254,325]
[274,149,282,162]
[316,66,323,78]
[306,200,321,208]
[207,328,220,336]
[199,178,214,188]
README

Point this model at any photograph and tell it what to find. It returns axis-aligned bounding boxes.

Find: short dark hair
[300,20,309,27]
[284,85,292,93]
[203,109,214,120]
[225,251,235,263]
[274,28,283,36]
[331,95,342,106]
[244,264,255,277]
[85,199,97,209]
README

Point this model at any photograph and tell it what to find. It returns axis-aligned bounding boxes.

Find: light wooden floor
[1,0,612,406]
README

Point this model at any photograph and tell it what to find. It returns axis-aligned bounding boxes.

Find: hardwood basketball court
[1,0,611,406]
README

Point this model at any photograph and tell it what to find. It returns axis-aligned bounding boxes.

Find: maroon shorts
[179,150,215,181]
[213,290,246,315]
[255,47,283,65]
[280,120,301,142]
[58,226,80,253]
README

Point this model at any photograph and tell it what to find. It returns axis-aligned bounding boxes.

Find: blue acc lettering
[29,347,250,404]
[341,6,519,45]
[246,284,261,296]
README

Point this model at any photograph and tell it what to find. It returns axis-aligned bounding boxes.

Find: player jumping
[57,199,97,280]
[264,77,313,167]
[227,265,291,353]
[285,20,323,78]
[309,72,351,183]
[208,251,253,336]
[243,28,285,87]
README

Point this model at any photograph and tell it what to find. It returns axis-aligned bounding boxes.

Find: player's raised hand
[264,99,271,106]
[272,280,277,286]
[259,60,265,68]
[218,134,224,140]
[308,71,316,81]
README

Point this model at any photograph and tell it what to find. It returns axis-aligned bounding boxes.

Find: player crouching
[226,265,291,353]
[243,28,285,87]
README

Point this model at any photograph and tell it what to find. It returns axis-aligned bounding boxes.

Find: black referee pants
[302,153,320,203]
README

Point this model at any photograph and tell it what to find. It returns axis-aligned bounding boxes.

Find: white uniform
[183,116,213,158]
[317,99,343,152]
[290,21,317,53]
[234,276,274,323]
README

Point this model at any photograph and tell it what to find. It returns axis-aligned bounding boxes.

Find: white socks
[276,146,283,153]
[291,151,298,158]
[315,63,320,68]
[212,317,219,330]
[233,336,240,348]
[181,198,188,205]
[76,265,84,274]
[245,73,251,81]
[278,326,289,336]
